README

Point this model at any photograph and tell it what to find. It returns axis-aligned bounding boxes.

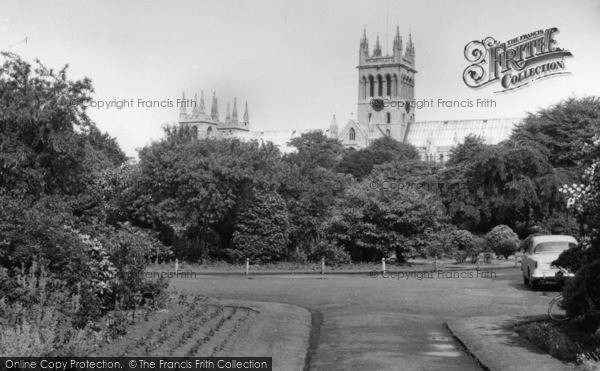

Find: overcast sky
[2,0,599,157]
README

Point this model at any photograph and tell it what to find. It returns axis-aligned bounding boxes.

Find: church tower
[220,98,250,134]
[356,26,417,143]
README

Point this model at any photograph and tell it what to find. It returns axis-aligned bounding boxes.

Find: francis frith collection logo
[463,27,573,93]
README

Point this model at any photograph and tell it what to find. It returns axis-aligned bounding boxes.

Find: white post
[245,258,250,275]
[476,258,480,271]
[382,258,386,273]
[175,259,179,275]
[321,257,325,275]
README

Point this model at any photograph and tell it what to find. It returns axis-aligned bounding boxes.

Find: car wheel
[527,269,538,291]
[523,274,529,285]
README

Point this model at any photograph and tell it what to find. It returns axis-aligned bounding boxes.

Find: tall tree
[511,96,600,174]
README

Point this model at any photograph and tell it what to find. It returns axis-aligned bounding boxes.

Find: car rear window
[534,242,576,253]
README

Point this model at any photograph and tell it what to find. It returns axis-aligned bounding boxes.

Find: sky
[1,0,599,157]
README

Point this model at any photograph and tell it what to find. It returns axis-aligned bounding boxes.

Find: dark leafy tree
[228,189,290,262]
[510,96,600,173]
[337,137,420,181]
[325,181,447,262]
[0,52,124,199]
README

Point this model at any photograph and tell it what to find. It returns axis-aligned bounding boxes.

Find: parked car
[521,235,577,290]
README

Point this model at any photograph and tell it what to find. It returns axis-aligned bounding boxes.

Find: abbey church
[179,28,519,161]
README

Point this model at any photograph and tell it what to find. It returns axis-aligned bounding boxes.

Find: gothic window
[386,75,391,96]
[393,74,398,96]
[362,76,367,100]
[386,129,390,136]
[206,126,212,138]
[369,75,374,97]
[377,75,383,96]
[349,128,356,141]
[191,125,198,138]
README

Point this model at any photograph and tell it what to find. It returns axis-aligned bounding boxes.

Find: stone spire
[231,98,238,123]
[359,26,370,63]
[329,114,338,138]
[192,93,199,117]
[199,91,205,113]
[211,92,219,122]
[179,91,187,120]
[225,102,231,122]
[393,26,402,51]
[406,33,415,56]
[373,35,382,56]
[243,102,249,125]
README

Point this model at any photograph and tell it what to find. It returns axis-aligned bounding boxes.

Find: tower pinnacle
[192,93,199,116]
[243,102,249,125]
[225,102,231,122]
[373,35,382,56]
[211,92,219,122]
[199,91,205,113]
[232,98,238,123]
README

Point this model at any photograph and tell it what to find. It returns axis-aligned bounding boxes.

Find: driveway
[171,268,556,370]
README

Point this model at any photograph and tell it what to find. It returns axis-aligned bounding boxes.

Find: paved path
[171,268,558,370]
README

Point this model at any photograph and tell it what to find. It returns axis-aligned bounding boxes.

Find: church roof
[406,118,522,150]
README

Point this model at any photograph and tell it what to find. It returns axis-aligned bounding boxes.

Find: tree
[558,130,600,319]
[0,52,124,199]
[441,141,569,233]
[337,137,420,181]
[281,132,353,257]
[228,189,289,262]
[136,129,285,260]
[446,134,486,167]
[285,130,344,170]
[325,181,447,262]
[511,96,600,173]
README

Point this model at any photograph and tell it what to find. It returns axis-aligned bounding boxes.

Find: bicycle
[547,265,573,321]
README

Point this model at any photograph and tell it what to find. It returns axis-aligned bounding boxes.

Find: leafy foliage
[325,182,447,262]
[228,190,290,263]
[337,137,420,181]
[485,225,519,253]
[511,96,600,172]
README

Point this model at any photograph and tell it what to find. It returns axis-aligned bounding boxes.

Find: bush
[307,241,351,266]
[562,260,600,320]
[0,263,100,356]
[553,244,587,274]
[449,230,485,263]
[485,225,518,256]
[100,223,167,310]
[494,239,518,259]
[516,321,581,362]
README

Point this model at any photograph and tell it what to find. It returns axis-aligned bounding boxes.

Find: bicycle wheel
[548,294,570,321]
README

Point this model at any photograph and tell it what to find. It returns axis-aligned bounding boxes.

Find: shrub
[307,241,351,266]
[516,321,581,362]
[553,244,587,274]
[485,225,518,256]
[100,223,167,310]
[495,239,518,259]
[0,263,100,356]
[562,260,600,320]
